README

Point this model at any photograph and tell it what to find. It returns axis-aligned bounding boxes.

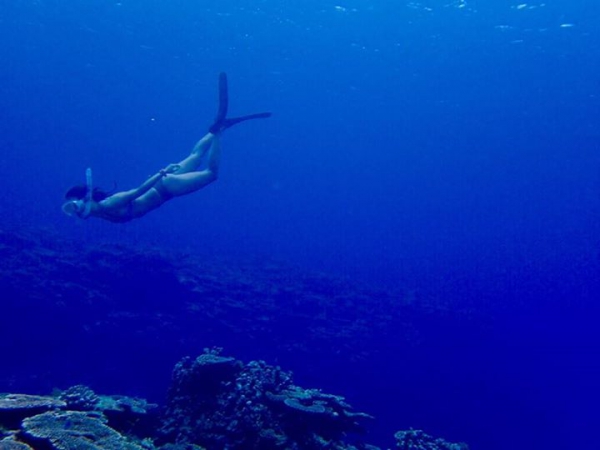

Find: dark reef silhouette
[0,228,477,392]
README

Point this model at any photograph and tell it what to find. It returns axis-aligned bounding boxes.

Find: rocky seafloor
[0,228,480,386]
[0,350,468,450]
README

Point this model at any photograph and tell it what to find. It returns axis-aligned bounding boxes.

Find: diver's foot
[208,121,224,134]
[208,112,272,134]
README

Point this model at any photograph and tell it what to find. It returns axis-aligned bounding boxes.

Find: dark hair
[65,185,110,202]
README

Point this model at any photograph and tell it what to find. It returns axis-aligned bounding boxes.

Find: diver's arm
[100,165,179,209]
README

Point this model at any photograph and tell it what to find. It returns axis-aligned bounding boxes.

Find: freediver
[62,73,271,223]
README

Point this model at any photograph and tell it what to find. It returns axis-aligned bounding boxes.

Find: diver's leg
[161,135,221,196]
[206,133,221,176]
[172,132,216,174]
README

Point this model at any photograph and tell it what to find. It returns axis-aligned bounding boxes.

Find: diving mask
[62,199,87,217]
[62,168,93,219]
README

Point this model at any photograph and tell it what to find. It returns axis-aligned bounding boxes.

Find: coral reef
[0,395,65,415]
[0,229,476,448]
[0,390,154,450]
[21,410,142,450]
[59,385,99,411]
[160,349,372,449]
[57,386,158,437]
[394,429,469,450]
[0,352,468,449]
[0,395,65,429]
[0,438,33,450]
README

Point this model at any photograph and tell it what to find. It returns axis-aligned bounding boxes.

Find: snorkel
[62,168,93,219]
[82,167,93,217]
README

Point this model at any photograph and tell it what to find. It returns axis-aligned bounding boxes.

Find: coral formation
[160,349,373,449]
[394,429,469,450]
[0,228,479,448]
[21,410,142,450]
[0,352,468,449]
[58,386,158,436]
[0,395,66,429]
[0,395,65,413]
[0,438,33,450]
[59,385,99,411]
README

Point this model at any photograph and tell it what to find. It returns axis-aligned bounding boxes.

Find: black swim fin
[209,72,271,134]
[214,72,228,124]
[211,112,272,133]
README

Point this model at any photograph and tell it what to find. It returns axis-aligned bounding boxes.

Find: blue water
[1,1,599,449]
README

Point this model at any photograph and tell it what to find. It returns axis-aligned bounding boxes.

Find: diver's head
[63,186,110,218]
[63,186,88,218]
[65,185,89,202]
[62,186,110,218]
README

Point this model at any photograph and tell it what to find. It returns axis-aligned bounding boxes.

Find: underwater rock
[0,395,66,429]
[160,350,372,449]
[394,429,469,450]
[20,410,143,450]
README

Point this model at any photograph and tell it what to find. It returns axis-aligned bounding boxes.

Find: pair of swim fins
[209,72,272,134]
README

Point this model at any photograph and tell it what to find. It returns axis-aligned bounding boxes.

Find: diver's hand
[160,164,181,176]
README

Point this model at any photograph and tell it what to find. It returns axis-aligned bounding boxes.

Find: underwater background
[1,1,599,449]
